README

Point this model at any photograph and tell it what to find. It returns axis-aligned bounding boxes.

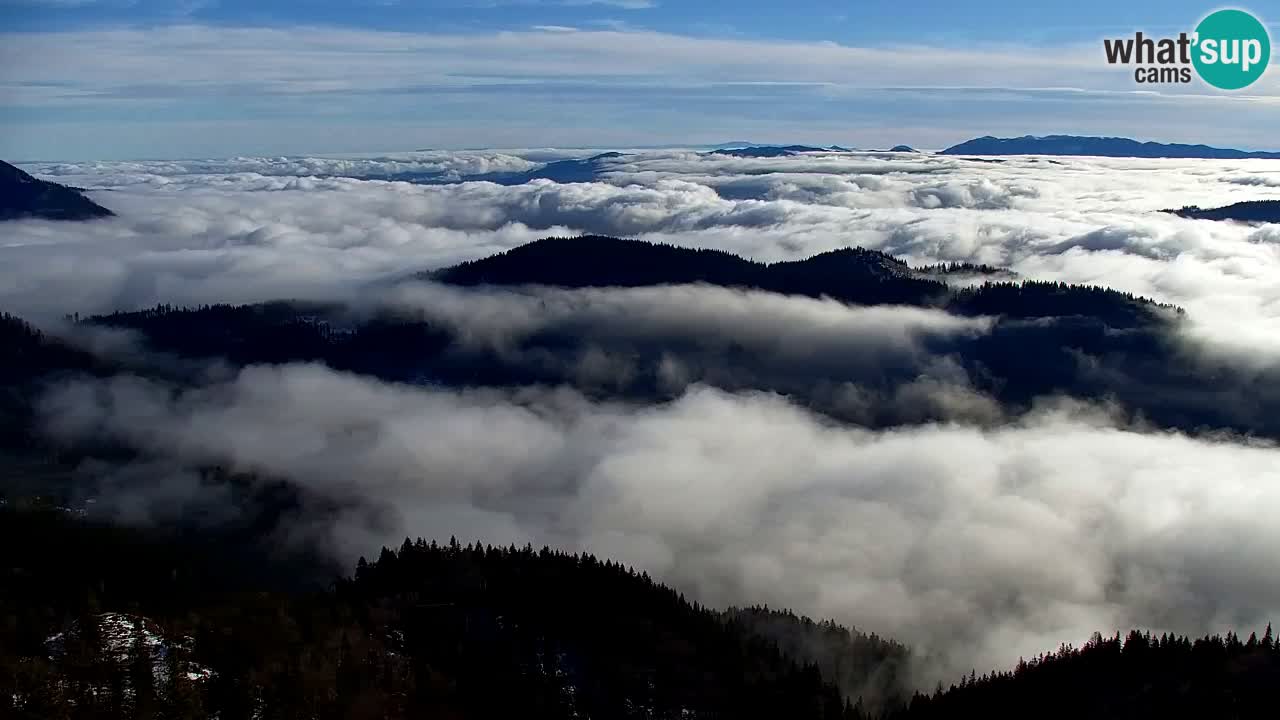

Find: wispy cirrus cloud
[2,23,1278,158]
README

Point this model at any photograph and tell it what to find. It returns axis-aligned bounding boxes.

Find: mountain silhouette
[0,160,114,221]
[940,135,1280,159]
[1166,200,1280,224]
[433,235,759,287]
[430,236,1174,326]
[431,235,950,309]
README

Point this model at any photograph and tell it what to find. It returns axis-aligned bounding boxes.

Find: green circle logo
[1192,9,1271,90]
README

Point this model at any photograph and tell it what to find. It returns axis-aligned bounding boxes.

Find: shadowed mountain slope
[0,160,114,221]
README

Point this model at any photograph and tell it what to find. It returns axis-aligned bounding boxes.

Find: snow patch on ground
[45,611,214,683]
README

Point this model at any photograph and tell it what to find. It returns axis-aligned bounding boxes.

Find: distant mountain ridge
[0,160,114,221]
[1166,200,1280,224]
[709,145,841,158]
[940,135,1280,159]
[375,152,626,185]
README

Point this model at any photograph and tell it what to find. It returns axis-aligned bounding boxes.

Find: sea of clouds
[8,148,1280,684]
[10,149,1280,351]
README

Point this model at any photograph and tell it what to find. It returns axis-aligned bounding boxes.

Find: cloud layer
[39,363,1280,685]
[9,150,1280,357]
[7,148,1280,687]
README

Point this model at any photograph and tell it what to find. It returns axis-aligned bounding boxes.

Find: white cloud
[24,151,540,181]
[11,145,1280,688]
[4,22,1280,158]
[39,364,1280,684]
[0,24,1257,109]
[13,150,1280,358]
[382,281,989,352]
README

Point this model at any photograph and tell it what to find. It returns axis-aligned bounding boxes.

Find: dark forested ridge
[1166,200,1280,224]
[1,510,860,720]
[0,160,115,221]
[433,235,765,289]
[4,509,1276,720]
[429,236,1178,327]
[888,629,1279,720]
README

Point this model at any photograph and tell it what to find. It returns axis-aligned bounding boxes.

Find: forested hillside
[430,236,1178,326]
[1,510,860,720]
[889,630,1279,720]
[4,509,1276,720]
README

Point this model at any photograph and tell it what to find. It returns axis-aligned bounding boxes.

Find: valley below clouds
[7,147,1280,686]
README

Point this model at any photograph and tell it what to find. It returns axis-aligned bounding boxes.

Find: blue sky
[1,1,1277,159]
[0,0,1227,39]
